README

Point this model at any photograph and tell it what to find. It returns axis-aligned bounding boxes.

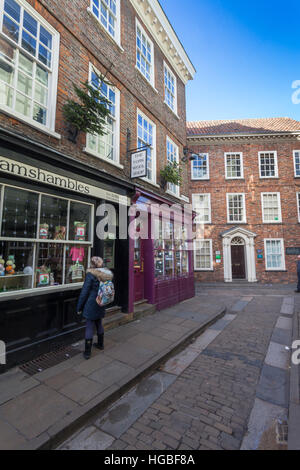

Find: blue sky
[160,0,300,122]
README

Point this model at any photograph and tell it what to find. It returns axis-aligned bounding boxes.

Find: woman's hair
[90,257,103,269]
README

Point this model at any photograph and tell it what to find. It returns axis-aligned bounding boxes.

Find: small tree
[160,161,182,189]
[63,73,111,143]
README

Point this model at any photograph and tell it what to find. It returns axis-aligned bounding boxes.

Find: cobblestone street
[60,284,298,451]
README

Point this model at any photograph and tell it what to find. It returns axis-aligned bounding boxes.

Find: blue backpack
[96,280,115,307]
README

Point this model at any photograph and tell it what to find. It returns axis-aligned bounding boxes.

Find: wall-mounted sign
[0,156,130,205]
[257,254,263,260]
[257,249,263,254]
[286,247,300,255]
[131,150,147,179]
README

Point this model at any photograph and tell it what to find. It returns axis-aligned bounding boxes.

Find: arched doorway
[222,227,257,283]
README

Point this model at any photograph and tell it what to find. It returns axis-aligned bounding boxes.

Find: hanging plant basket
[160,161,182,189]
[62,72,111,144]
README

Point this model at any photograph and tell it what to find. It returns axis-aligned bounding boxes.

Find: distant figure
[296,255,300,293]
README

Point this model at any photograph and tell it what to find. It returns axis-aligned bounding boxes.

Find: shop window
[1,186,39,238]
[69,201,92,242]
[0,183,93,296]
[0,0,59,131]
[65,245,89,284]
[0,241,34,292]
[154,220,189,280]
[39,195,68,240]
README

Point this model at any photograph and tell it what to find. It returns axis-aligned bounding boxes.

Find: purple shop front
[128,189,195,312]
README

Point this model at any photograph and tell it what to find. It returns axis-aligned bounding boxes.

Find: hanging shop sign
[0,156,130,206]
[130,150,147,179]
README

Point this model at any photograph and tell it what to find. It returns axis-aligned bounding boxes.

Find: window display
[154,219,189,280]
[65,245,89,284]
[0,241,34,292]
[103,240,115,270]
[0,183,93,295]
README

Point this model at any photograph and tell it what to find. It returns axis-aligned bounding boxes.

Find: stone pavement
[0,293,226,450]
[60,283,298,451]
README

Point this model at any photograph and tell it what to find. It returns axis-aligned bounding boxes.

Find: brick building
[187,117,300,284]
[0,0,195,368]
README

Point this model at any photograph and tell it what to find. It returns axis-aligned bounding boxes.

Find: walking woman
[77,257,113,360]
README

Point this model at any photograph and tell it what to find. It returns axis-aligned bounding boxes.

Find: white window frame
[258,151,278,179]
[264,238,286,271]
[88,0,121,47]
[194,239,213,271]
[0,182,94,299]
[164,61,177,114]
[166,136,179,197]
[84,63,121,168]
[293,150,300,178]
[296,192,300,222]
[261,192,282,224]
[191,153,209,180]
[192,193,211,224]
[135,18,154,87]
[226,193,246,224]
[225,152,244,179]
[0,0,60,135]
[137,108,156,185]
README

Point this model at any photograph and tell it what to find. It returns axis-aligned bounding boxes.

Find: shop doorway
[134,238,144,302]
[231,243,246,279]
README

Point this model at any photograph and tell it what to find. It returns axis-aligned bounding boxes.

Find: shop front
[129,190,195,312]
[0,130,133,369]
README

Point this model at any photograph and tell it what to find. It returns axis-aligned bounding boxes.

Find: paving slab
[59,426,115,450]
[104,343,154,368]
[264,342,290,370]
[162,348,200,376]
[73,353,114,376]
[241,398,287,450]
[271,328,292,347]
[0,385,77,440]
[189,329,221,352]
[256,365,289,408]
[275,317,293,331]
[96,372,176,439]
[0,419,28,450]
[43,369,82,391]
[210,318,232,331]
[126,333,172,353]
[0,369,39,406]
[88,361,135,387]
[59,377,107,405]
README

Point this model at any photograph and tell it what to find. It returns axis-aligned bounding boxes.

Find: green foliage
[63,72,111,142]
[160,161,182,187]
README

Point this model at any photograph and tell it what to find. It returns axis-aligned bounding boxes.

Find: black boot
[84,339,93,360]
[94,334,104,350]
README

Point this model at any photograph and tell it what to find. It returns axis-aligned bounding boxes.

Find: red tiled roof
[187,117,300,137]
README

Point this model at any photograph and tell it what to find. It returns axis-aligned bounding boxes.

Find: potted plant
[63,72,111,143]
[160,161,182,190]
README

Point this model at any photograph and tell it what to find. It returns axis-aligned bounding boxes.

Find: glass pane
[15,92,31,117]
[4,0,21,23]
[19,53,33,76]
[36,65,48,86]
[39,195,68,240]
[1,187,38,238]
[17,71,32,96]
[182,251,189,274]
[154,250,164,279]
[175,251,181,275]
[22,30,36,56]
[0,45,15,84]
[34,82,47,105]
[164,251,174,278]
[35,243,64,287]
[33,103,47,125]
[0,241,34,293]
[103,240,115,269]
[65,245,88,284]
[0,83,13,107]
[69,202,91,241]
[2,14,19,42]
[40,26,52,50]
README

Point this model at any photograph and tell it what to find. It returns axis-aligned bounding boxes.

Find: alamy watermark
[292,340,300,366]
[0,341,6,365]
[292,80,300,104]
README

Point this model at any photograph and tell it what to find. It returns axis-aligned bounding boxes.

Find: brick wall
[0,0,190,200]
[188,136,300,284]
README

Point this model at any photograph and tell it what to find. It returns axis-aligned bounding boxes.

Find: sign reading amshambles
[0,156,130,206]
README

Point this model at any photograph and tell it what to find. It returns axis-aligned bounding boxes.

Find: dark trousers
[85,319,104,340]
[297,273,300,291]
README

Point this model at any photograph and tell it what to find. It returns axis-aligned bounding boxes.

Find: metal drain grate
[19,345,81,376]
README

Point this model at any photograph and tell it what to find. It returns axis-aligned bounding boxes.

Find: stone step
[134,302,156,320]
[103,311,132,332]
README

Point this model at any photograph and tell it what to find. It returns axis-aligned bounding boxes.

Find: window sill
[165,189,181,199]
[262,221,282,224]
[141,177,160,189]
[265,270,287,273]
[87,8,124,52]
[164,101,180,120]
[180,195,190,203]
[194,269,214,272]
[0,107,61,140]
[0,283,83,302]
[135,66,159,94]
[83,147,124,170]
[259,176,279,179]
[191,177,210,181]
[225,177,245,181]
